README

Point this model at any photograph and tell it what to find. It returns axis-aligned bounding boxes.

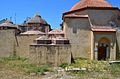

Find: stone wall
[16,35,40,58]
[63,18,92,59]
[0,29,71,66]
[87,9,119,25]
[0,29,41,58]
[29,44,71,66]
[0,30,16,57]
[66,9,119,26]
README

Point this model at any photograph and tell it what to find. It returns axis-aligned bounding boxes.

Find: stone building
[0,15,49,58]
[0,14,71,66]
[0,0,120,66]
[62,0,120,60]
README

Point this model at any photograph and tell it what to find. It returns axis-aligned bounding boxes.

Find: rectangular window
[118,16,120,20]
[73,27,77,33]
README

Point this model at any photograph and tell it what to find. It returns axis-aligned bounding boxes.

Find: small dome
[70,0,112,11]
[0,20,14,27]
[26,14,48,24]
[48,28,64,34]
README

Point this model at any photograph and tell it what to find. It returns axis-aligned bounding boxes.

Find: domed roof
[0,20,14,27]
[48,28,64,34]
[70,0,112,11]
[26,14,48,24]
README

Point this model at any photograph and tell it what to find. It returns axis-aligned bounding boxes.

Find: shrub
[26,64,51,75]
[59,63,69,68]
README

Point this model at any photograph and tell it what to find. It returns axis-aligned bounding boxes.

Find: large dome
[70,0,112,11]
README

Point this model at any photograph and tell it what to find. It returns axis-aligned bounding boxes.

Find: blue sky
[0,0,119,29]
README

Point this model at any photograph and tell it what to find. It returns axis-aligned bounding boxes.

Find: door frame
[98,37,110,60]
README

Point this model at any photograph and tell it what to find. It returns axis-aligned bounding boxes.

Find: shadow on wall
[116,40,120,60]
[71,52,75,63]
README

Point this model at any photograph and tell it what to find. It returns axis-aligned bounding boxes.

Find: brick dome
[26,14,48,25]
[70,0,112,11]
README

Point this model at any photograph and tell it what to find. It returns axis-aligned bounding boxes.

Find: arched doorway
[98,37,110,60]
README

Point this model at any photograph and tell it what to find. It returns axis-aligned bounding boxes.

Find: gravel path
[0,66,78,79]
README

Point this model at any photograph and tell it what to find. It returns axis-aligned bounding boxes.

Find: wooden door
[98,45,106,60]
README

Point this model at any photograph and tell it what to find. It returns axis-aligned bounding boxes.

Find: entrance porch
[91,26,116,60]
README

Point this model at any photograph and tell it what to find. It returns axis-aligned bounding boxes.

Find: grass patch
[67,59,120,79]
[70,59,109,72]
[109,64,120,76]
[1,56,120,78]
[0,56,52,75]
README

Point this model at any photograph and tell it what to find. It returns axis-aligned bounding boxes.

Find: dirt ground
[0,66,42,79]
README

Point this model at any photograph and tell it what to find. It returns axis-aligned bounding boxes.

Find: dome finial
[34,13,41,18]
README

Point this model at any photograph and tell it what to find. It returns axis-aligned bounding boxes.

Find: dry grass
[0,56,51,79]
[1,56,120,79]
[68,59,120,79]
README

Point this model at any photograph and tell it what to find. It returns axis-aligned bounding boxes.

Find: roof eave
[62,7,119,19]
[92,31,116,32]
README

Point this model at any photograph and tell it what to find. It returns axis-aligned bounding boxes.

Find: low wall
[29,44,71,66]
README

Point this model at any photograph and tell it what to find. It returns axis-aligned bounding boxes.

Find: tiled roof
[91,26,116,32]
[70,0,112,11]
[48,28,64,34]
[26,14,48,24]
[20,30,45,35]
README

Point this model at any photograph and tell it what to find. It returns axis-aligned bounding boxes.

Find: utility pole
[15,13,16,24]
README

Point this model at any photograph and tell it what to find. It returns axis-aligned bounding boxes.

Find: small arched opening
[98,37,110,60]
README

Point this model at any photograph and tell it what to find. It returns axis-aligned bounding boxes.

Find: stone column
[110,43,116,60]
[94,43,98,60]
[91,31,94,60]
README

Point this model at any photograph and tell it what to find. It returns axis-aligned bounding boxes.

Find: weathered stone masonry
[29,44,71,66]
